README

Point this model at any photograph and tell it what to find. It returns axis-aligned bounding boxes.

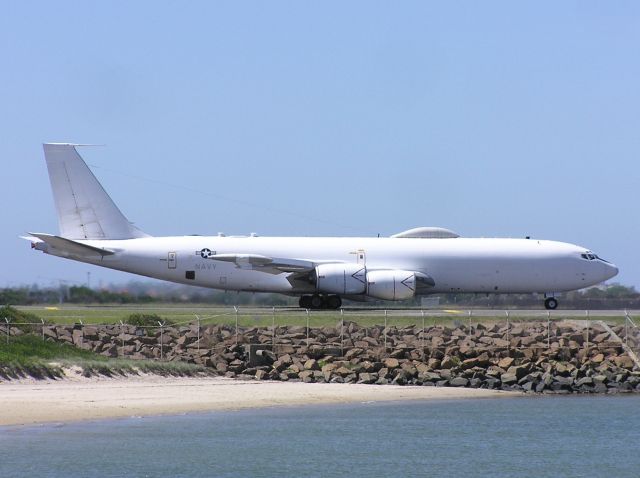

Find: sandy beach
[0,375,516,426]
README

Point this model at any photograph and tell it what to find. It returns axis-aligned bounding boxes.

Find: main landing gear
[299,294,342,310]
[544,297,558,310]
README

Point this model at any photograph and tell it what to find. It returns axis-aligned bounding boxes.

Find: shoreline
[0,375,517,427]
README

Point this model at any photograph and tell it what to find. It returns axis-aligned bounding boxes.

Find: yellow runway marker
[45,307,59,310]
[442,309,463,314]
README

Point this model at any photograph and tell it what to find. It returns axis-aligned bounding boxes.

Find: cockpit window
[581,252,610,263]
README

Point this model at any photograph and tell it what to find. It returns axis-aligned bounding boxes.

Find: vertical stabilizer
[43,143,149,240]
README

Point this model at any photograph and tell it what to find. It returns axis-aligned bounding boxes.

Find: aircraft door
[356,249,366,265]
[168,252,177,269]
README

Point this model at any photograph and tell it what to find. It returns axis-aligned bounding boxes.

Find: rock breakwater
[11,320,640,393]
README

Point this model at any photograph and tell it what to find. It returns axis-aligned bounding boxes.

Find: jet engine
[315,263,367,294]
[366,270,416,300]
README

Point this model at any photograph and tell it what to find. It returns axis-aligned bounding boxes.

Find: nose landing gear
[544,297,558,310]
[298,294,342,310]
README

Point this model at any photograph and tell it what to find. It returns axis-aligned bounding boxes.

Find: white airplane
[25,143,618,310]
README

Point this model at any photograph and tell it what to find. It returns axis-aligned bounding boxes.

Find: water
[1,396,639,477]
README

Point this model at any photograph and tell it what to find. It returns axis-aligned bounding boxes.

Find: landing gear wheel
[544,297,558,310]
[310,294,324,309]
[299,295,312,309]
[326,295,342,310]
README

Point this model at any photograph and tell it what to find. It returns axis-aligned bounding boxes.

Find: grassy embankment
[0,335,210,380]
[0,307,209,380]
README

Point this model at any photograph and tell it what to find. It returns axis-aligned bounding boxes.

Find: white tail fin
[43,143,149,240]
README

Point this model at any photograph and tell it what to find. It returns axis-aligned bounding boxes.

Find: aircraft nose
[602,262,619,281]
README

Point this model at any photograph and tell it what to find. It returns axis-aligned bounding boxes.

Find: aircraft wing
[207,254,436,291]
[209,254,314,273]
[25,233,115,258]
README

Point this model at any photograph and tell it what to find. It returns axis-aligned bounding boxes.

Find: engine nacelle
[366,270,416,301]
[315,263,367,295]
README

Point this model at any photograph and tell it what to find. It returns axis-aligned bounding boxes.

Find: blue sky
[1,2,639,288]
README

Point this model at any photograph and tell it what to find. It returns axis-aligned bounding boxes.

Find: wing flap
[208,254,314,272]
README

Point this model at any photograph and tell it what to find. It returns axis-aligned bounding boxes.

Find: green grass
[15,305,214,324]
[12,304,630,328]
[0,335,210,380]
[0,335,100,363]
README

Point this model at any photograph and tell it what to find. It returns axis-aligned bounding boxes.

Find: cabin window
[185,271,195,280]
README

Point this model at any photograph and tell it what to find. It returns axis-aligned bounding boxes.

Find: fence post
[468,310,472,331]
[79,319,84,349]
[384,310,388,351]
[119,320,125,357]
[306,308,310,345]
[4,317,10,345]
[340,308,344,356]
[421,310,425,352]
[41,318,45,342]
[505,311,510,348]
[625,310,629,347]
[272,307,276,348]
[547,311,551,348]
[624,309,638,347]
[196,315,201,354]
[158,321,164,360]
[234,306,239,345]
[585,310,590,350]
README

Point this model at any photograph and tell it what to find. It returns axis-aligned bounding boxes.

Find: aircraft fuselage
[29,143,619,310]
[45,235,617,296]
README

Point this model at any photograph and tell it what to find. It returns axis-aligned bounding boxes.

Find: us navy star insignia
[197,248,215,259]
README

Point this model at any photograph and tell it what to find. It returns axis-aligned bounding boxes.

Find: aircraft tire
[544,297,558,310]
[310,294,324,309]
[299,295,312,309]
[326,295,342,309]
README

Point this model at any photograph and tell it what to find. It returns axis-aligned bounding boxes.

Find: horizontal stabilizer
[26,233,114,257]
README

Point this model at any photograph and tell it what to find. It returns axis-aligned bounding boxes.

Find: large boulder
[506,365,530,380]
[500,372,518,385]
[419,371,442,382]
[357,372,377,384]
[449,377,469,387]
[440,356,458,370]
[497,357,515,369]
[383,358,400,370]
[493,338,511,348]
[613,355,635,369]
[298,370,315,383]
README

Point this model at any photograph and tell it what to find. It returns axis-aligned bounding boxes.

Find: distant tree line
[1,282,638,309]
[0,284,296,306]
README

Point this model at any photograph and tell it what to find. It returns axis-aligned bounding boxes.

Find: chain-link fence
[2,308,637,364]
